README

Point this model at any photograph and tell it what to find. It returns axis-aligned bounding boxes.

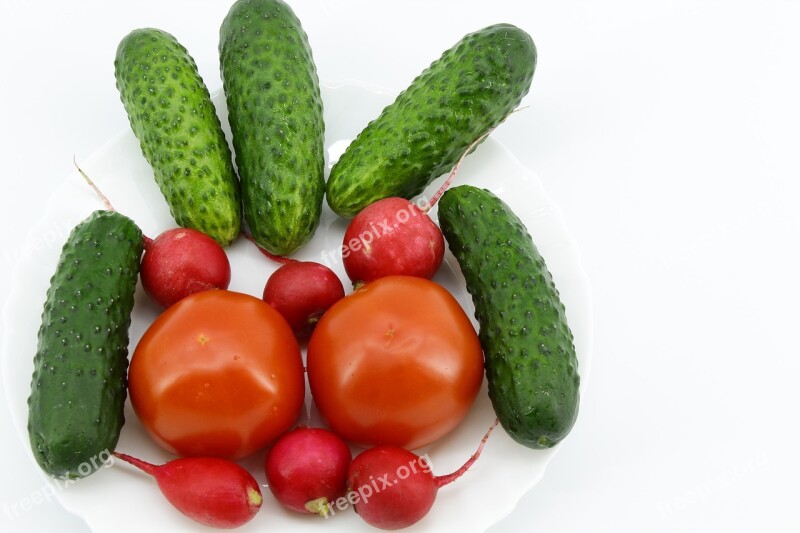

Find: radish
[113,452,262,529]
[140,227,231,308]
[241,230,346,338]
[262,261,345,339]
[342,197,444,285]
[264,426,352,516]
[74,160,231,308]
[340,124,501,286]
[346,419,498,530]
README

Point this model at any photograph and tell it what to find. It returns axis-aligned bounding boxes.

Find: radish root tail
[435,418,499,487]
[425,106,529,211]
[242,230,297,265]
[112,451,159,476]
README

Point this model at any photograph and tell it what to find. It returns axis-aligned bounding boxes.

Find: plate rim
[0,78,594,532]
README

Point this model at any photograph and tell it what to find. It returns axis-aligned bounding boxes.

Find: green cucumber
[326,24,536,218]
[115,28,241,246]
[27,210,143,478]
[219,0,325,255]
[438,186,579,449]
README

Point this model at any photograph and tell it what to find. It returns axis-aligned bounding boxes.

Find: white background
[1,0,799,531]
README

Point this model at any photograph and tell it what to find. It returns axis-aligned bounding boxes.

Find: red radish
[140,227,231,308]
[73,160,231,308]
[262,261,345,338]
[264,426,352,516]
[113,452,262,529]
[342,197,444,284]
[340,121,506,286]
[346,419,498,530]
[242,230,345,338]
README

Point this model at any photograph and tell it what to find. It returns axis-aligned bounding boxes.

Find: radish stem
[304,497,331,517]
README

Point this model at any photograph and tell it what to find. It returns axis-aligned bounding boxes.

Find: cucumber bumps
[327,24,536,218]
[438,186,580,449]
[28,211,143,478]
[115,28,241,246]
[220,0,325,255]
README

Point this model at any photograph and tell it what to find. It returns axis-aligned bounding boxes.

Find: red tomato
[307,276,484,450]
[129,290,305,460]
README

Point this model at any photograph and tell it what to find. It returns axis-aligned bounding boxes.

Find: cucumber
[437,186,579,449]
[27,210,144,478]
[115,28,241,246]
[219,0,325,255]
[326,24,536,218]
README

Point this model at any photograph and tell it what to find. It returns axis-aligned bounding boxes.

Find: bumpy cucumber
[115,28,241,246]
[437,186,579,449]
[219,0,325,255]
[27,210,143,478]
[326,24,536,218]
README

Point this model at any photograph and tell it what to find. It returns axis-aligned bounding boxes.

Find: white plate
[1,81,592,532]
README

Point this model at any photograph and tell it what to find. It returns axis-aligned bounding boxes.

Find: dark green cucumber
[326,24,536,218]
[438,186,579,449]
[27,210,143,478]
[219,0,325,255]
[115,28,241,246]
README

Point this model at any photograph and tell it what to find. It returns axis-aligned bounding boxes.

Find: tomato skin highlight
[129,290,305,460]
[307,276,484,450]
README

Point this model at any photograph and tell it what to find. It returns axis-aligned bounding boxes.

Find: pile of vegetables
[25,0,581,530]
